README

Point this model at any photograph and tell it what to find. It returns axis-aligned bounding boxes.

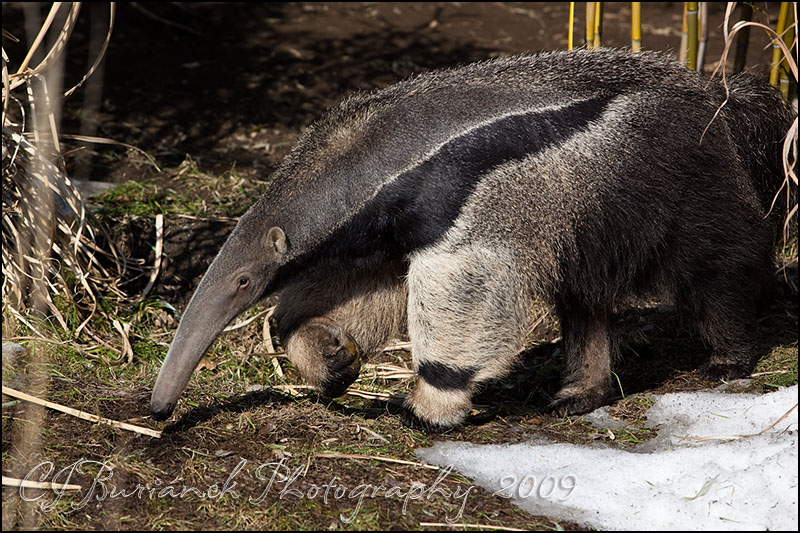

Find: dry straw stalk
[2,385,162,438]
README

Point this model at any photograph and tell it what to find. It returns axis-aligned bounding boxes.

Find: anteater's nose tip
[150,400,175,421]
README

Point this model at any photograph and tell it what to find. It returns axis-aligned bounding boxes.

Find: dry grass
[713,2,798,260]
[2,2,135,360]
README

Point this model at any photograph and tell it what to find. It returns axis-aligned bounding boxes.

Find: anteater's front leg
[275,258,407,397]
[549,298,616,416]
[282,316,364,397]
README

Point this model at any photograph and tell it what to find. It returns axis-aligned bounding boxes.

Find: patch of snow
[416,385,798,530]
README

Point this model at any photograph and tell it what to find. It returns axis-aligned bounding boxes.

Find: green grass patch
[749,344,799,392]
[94,156,270,220]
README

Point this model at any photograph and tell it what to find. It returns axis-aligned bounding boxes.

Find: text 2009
[493,474,577,501]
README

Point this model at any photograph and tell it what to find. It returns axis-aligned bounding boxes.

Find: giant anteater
[151,48,794,431]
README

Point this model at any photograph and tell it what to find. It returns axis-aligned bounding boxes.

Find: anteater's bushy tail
[716,74,796,219]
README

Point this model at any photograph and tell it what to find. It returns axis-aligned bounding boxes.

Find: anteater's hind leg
[674,218,775,381]
[402,243,530,431]
[550,297,616,415]
[677,262,771,381]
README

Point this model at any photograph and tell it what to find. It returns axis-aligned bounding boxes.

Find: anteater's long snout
[150,342,200,421]
[150,296,229,421]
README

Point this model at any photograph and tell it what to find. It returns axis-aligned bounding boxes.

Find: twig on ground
[139,213,164,300]
[1,475,81,491]
[2,385,162,438]
[420,523,530,532]
[314,452,441,470]
[676,402,798,442]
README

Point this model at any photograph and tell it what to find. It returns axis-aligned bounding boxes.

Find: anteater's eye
[238,276,250,289]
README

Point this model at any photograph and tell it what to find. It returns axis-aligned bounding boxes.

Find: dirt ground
[2,2,797,531]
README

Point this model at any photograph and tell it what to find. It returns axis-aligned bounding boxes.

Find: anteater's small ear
[267,226,287,257]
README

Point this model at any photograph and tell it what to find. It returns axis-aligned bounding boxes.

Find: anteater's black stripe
[343,96,610,254]
[271,96,611,292]
[418,361,476,390]
[388,98,608,251]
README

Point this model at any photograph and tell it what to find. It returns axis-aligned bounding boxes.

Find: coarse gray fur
[151,48,794,431]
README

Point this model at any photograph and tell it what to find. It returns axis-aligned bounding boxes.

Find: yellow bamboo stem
[686,2,699,69]
[680,3,688,64]
[586,2,596,49]
[770,2,790,86]
[594,2,604,49]
[568,2,576,50]
[779,8,795,98]
[632,2,642,52]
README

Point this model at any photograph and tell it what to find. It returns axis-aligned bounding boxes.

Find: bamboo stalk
[568,2,575,50]
[679,3,688,64]
[631,2,642,52]
[770,2,790,86]
[593,2,604,49]
[697,2,708,71]
[585,2,596,49]
[779,5,795,98]
[733,3,753,73]
[686,2,699,70]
